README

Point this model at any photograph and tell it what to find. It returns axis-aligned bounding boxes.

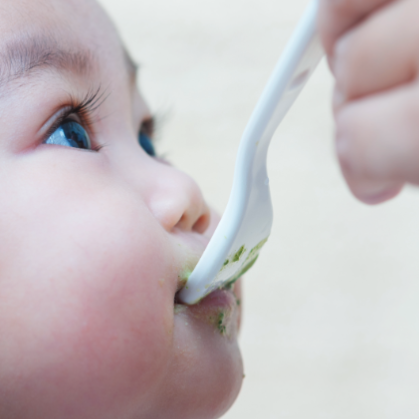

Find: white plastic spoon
[179,0,324,304]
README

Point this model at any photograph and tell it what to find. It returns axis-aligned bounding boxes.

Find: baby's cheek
[59,208,176,414]
[0,258,175,418]
[0,191,177,417]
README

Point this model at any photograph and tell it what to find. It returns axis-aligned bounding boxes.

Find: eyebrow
[0,34,98,94]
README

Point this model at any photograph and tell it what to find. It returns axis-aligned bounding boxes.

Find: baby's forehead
[1,0,105,33]
[0,0,124,63]
[0,1,136,96]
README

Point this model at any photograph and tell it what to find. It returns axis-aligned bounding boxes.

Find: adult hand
[318,0,419,204]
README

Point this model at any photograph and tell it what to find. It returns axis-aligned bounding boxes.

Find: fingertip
[335,132,352,175]
[352,184,404,205]
[334,126,404,205]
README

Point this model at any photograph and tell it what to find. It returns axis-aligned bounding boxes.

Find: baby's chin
[153,286,243,419]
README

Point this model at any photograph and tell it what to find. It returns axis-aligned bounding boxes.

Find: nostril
[192,213,210,234]
[149,168,211,233]
[176,214,187,230]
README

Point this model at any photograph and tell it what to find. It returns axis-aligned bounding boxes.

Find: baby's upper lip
[190,287,237,311]
[175,260,198,294]
[173,234,211,297]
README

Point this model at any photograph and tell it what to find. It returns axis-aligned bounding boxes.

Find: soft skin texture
[0,1,243,418]
[318,0,419,204]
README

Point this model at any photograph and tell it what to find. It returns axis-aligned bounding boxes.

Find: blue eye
[45,120,91,150]
[139,132,156,157]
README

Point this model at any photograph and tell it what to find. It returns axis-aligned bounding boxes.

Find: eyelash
[43,87,107,152]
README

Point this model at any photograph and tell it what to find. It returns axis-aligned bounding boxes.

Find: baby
[1,0,418,417]
[0,0,242,418]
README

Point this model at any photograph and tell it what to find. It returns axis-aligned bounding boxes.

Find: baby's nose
[147,164,210,234]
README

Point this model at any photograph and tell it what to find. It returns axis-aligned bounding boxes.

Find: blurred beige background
[98,0,419,417]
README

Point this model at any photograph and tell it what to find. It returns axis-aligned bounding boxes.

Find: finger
[318,0,393,56]
[332,85,346,115]
[334,83,406,205]
[338,172,403,205]
[334,0,419,102]
[335,82,419,203]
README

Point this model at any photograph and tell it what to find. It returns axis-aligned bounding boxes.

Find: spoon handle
[179,0,323,305]
[244,0,323,152]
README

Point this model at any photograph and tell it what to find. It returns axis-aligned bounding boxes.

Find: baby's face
[0,0,243,418]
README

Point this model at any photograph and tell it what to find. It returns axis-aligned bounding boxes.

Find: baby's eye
[44,120,91,150]
[138,117,156,157]
[138,132,156,157]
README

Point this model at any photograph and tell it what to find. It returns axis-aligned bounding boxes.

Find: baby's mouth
[171,221,241,335]
[174,285,240,336]
[172,235,240,320]
[174,253,239,306]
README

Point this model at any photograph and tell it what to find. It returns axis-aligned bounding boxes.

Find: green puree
[217,312,226,335]
[178,268,192,290]
[246,237,268,262]
[223,244,248,268]
[232,245,246,262]
[222,237,268,287]
[178,237,268,305]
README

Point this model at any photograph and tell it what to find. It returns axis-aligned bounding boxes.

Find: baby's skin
[0,1,242,418]
[319,0,419,204]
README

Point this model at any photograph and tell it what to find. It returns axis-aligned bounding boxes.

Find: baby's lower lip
[184,288,237,320]
[195,288,237,309]
[175,287,239,335]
